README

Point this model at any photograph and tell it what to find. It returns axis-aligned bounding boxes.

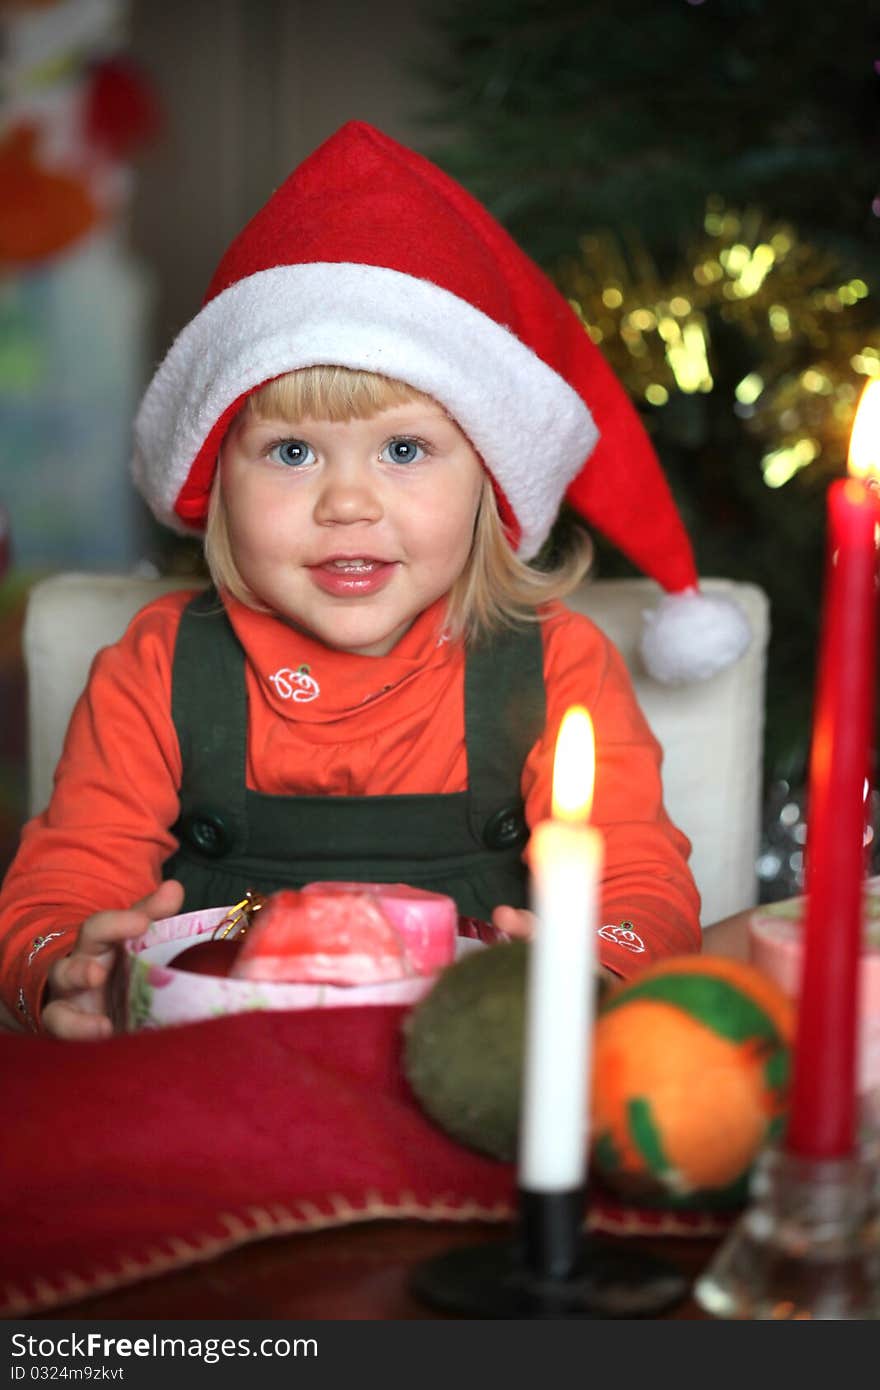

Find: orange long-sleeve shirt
[0,590,700,1029]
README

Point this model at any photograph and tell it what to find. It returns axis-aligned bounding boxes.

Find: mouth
[308,556,398,597]
[317,557,391,573]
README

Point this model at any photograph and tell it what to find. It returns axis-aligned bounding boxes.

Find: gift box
[120,904,482,1030]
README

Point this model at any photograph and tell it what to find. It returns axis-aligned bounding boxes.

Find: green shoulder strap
[463,620,546,847]
[171,587,249,857]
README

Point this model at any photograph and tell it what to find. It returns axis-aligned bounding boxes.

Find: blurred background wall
[129,0,439,365]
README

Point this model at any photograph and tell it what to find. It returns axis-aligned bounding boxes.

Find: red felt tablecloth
[0,1006,731,1317]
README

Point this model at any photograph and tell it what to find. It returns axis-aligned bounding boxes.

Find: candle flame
[847,379,880,482]
[551,705,595,822]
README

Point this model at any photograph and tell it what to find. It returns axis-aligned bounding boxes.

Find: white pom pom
[639,589,752,684]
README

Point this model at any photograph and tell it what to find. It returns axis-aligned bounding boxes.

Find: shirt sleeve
[521,604,702,979]
[0,594,190,1030]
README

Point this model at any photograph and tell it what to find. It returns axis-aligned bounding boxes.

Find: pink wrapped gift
[232,882,457,984]
[122,903,473,1031]
[749,874,880,1094]
[302,881,458,972]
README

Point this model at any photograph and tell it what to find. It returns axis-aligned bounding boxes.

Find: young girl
[0,122,748,1040]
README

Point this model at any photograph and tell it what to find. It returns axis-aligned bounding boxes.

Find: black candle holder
[411,1187,689,1319]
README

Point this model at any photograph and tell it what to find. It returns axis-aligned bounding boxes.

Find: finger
[63,986,110,1016]
[47,952,109,997]
[77,907,159,954]
[133,878,185,919]
[42,998,113,1041]
[491,906,537,939]
[77,881,185,956]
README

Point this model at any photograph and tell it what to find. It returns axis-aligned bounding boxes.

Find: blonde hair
[205,366,593,644]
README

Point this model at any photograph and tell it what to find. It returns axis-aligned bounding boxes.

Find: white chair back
[565,577,768,926]
[23,572,768,927]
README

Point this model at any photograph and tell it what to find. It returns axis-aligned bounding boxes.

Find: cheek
[406,498,474,562]
[445,484,484,557]
[223,498,262,558]
[224,475,303,557]
[414,468,482,547]
[430,517,478,585]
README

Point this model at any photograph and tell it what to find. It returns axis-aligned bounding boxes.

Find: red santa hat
[132,120,749,683]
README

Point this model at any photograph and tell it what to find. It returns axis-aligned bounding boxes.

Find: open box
[117,903,483,1030]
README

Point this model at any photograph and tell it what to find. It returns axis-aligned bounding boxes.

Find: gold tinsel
[556,197,880,488]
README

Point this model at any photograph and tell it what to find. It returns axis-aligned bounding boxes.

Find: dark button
[483,805,528,850]
[180,811,231,858]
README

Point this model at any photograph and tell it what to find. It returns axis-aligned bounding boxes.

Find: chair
[22,572,769,926]
[565,577,768,926]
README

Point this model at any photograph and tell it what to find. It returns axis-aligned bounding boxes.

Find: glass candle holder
[694,1125,880,1320]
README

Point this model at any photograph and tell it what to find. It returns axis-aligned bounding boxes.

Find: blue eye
[382,437,426,465]
[269,439,315,467]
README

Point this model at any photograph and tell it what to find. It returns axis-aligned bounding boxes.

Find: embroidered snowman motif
[268,664,321,703]
[597,922,646,954]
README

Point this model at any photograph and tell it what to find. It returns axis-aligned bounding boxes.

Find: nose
[312,460,384,527]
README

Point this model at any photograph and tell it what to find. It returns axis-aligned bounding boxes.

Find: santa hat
[132,120,750,683]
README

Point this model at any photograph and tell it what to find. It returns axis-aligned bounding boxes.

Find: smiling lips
[308,557,398,597]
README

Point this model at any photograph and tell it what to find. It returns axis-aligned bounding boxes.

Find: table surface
[26,1219,720,1320]
[6,918,754,1322]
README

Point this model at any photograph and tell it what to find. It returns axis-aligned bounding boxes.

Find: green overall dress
[163,589,546,920]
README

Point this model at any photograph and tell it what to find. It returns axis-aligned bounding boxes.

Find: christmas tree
[418,0,880,874]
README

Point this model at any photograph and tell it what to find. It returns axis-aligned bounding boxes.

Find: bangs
[245,366,428,423]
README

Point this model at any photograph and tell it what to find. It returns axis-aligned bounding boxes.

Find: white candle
[519,706,603,1192]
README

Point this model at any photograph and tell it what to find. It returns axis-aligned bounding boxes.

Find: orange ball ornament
[591,955,795,1207]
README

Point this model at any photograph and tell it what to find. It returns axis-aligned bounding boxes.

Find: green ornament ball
[402,940,529,1161]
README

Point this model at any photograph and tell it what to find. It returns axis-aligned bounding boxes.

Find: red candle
[787,381,880,1157]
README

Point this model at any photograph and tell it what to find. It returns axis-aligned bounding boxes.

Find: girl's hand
[491,905,537,939]
[491,903,619,987]
[42,879,185,1040]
